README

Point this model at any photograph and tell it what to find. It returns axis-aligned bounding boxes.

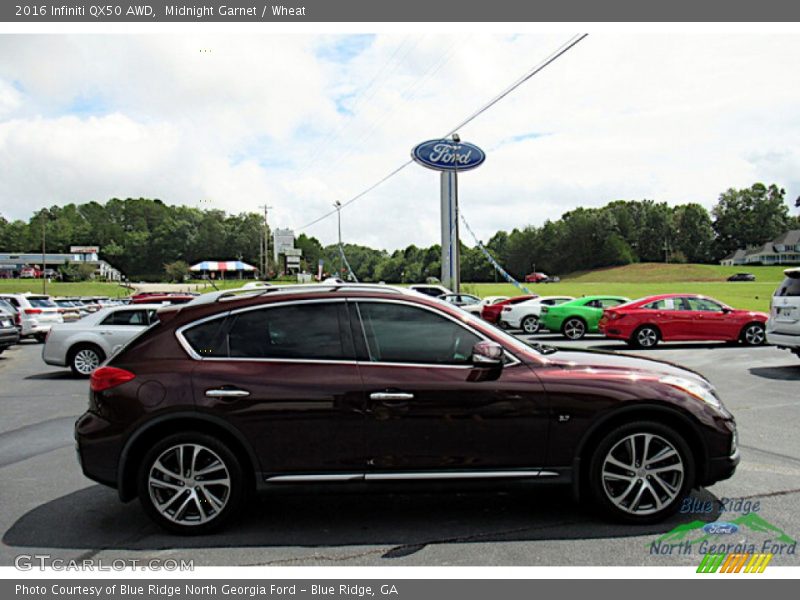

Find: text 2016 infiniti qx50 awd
[75,283,738,534]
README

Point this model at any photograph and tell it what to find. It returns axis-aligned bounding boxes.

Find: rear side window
[27,297,55,308]
[643,298,677,310]
[775,276,800,297]
[181,302,352,360]
[101,310,149,326]
[183,316,228,357]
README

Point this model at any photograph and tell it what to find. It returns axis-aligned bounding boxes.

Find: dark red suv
[75,284,739,534]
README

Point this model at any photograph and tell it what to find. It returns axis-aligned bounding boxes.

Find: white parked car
[499,296,575,334]
[767,267,800,360]
[460,295,509,316]
[42,304,161,376]
[0,293,63,341]
[409,284,452,298]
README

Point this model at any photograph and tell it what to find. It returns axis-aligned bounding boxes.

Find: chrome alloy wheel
[600,433,684,516]
[563,318,586,340]
[522,315,540,334]
[73,348,101,375]
[148,444,231,526]
[743,324,765,345]
[636,327,658,348]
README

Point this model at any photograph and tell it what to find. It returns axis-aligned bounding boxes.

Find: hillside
[565,263,788,283]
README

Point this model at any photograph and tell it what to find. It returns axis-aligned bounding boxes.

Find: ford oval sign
[412,139,486,172]
[703,522,739,535]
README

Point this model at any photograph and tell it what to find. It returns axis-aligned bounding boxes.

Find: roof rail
[185,282,407,307]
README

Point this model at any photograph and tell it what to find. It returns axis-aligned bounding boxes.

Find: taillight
[90,367,136,392]
[24,308,42,315]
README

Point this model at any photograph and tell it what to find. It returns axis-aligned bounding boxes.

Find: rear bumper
[75,412,120,489]
[766,330,800,350]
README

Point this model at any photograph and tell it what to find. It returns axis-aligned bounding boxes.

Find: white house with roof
[720,230,800,266]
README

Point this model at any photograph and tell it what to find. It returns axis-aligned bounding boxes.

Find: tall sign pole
[412,134,485,292]
[258,204,272,279]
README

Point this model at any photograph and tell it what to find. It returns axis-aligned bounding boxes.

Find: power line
[297,33,589,233]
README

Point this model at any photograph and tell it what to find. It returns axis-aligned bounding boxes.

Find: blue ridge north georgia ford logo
[411,139,486,171]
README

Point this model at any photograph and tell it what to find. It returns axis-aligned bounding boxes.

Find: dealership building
[0,246,124,280]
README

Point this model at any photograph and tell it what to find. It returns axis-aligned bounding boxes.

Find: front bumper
[706,448,740,486]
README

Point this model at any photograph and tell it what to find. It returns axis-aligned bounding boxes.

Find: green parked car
[539,295,630,340]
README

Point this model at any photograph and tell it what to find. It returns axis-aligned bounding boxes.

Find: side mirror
[721,307,732,313]
[471,340,504,368]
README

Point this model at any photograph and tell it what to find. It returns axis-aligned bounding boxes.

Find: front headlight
[660,375,721,409]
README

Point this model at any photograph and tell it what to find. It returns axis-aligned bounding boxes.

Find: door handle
[370,392,414,401]
[205,388,251,398]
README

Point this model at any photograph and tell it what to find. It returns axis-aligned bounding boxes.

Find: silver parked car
[42,304,161,376]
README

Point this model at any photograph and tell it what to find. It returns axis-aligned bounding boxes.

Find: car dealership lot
[1,336,799,567]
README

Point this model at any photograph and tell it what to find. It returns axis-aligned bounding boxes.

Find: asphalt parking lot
[0,335,798,567]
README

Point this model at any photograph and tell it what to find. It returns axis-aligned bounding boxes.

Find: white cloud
[1,33,799,250]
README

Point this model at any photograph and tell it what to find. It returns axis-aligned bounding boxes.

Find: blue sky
[1,33,799,250]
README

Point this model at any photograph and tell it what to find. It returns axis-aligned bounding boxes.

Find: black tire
[588,420,695,524]
[740,322,766,346]
[137,432,244,535]
[629,325,660,348]
[521,315,540,334]
[68,344,105,378]
[562,317,587,340]
[498,320,510,330]
[34,333,47,343]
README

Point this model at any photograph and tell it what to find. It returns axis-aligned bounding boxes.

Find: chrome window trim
[175,296,521,368]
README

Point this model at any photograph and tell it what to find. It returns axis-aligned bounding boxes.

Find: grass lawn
[462,264,788,312]
[0,280,132,298]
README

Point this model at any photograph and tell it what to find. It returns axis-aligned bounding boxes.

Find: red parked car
[599,294,768,348]
[524,272,549,283]
[481,294,539,325]
[130,293,196,305]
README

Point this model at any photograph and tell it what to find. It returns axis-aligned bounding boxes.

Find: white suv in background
[0,293,63,342]
[767,267,800,360]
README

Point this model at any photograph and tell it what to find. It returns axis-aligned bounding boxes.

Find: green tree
[712,183,793,258]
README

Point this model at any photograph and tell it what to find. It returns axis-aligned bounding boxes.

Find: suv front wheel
[137,432,244,535]
[588,421,694,523]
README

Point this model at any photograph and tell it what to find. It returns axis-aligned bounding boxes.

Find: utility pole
[333,201,357,282]
[41,214,46,295]
[258,204,272,279]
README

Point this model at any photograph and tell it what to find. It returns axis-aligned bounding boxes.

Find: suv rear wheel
[137,432,244,535]
[588,421,694,523]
